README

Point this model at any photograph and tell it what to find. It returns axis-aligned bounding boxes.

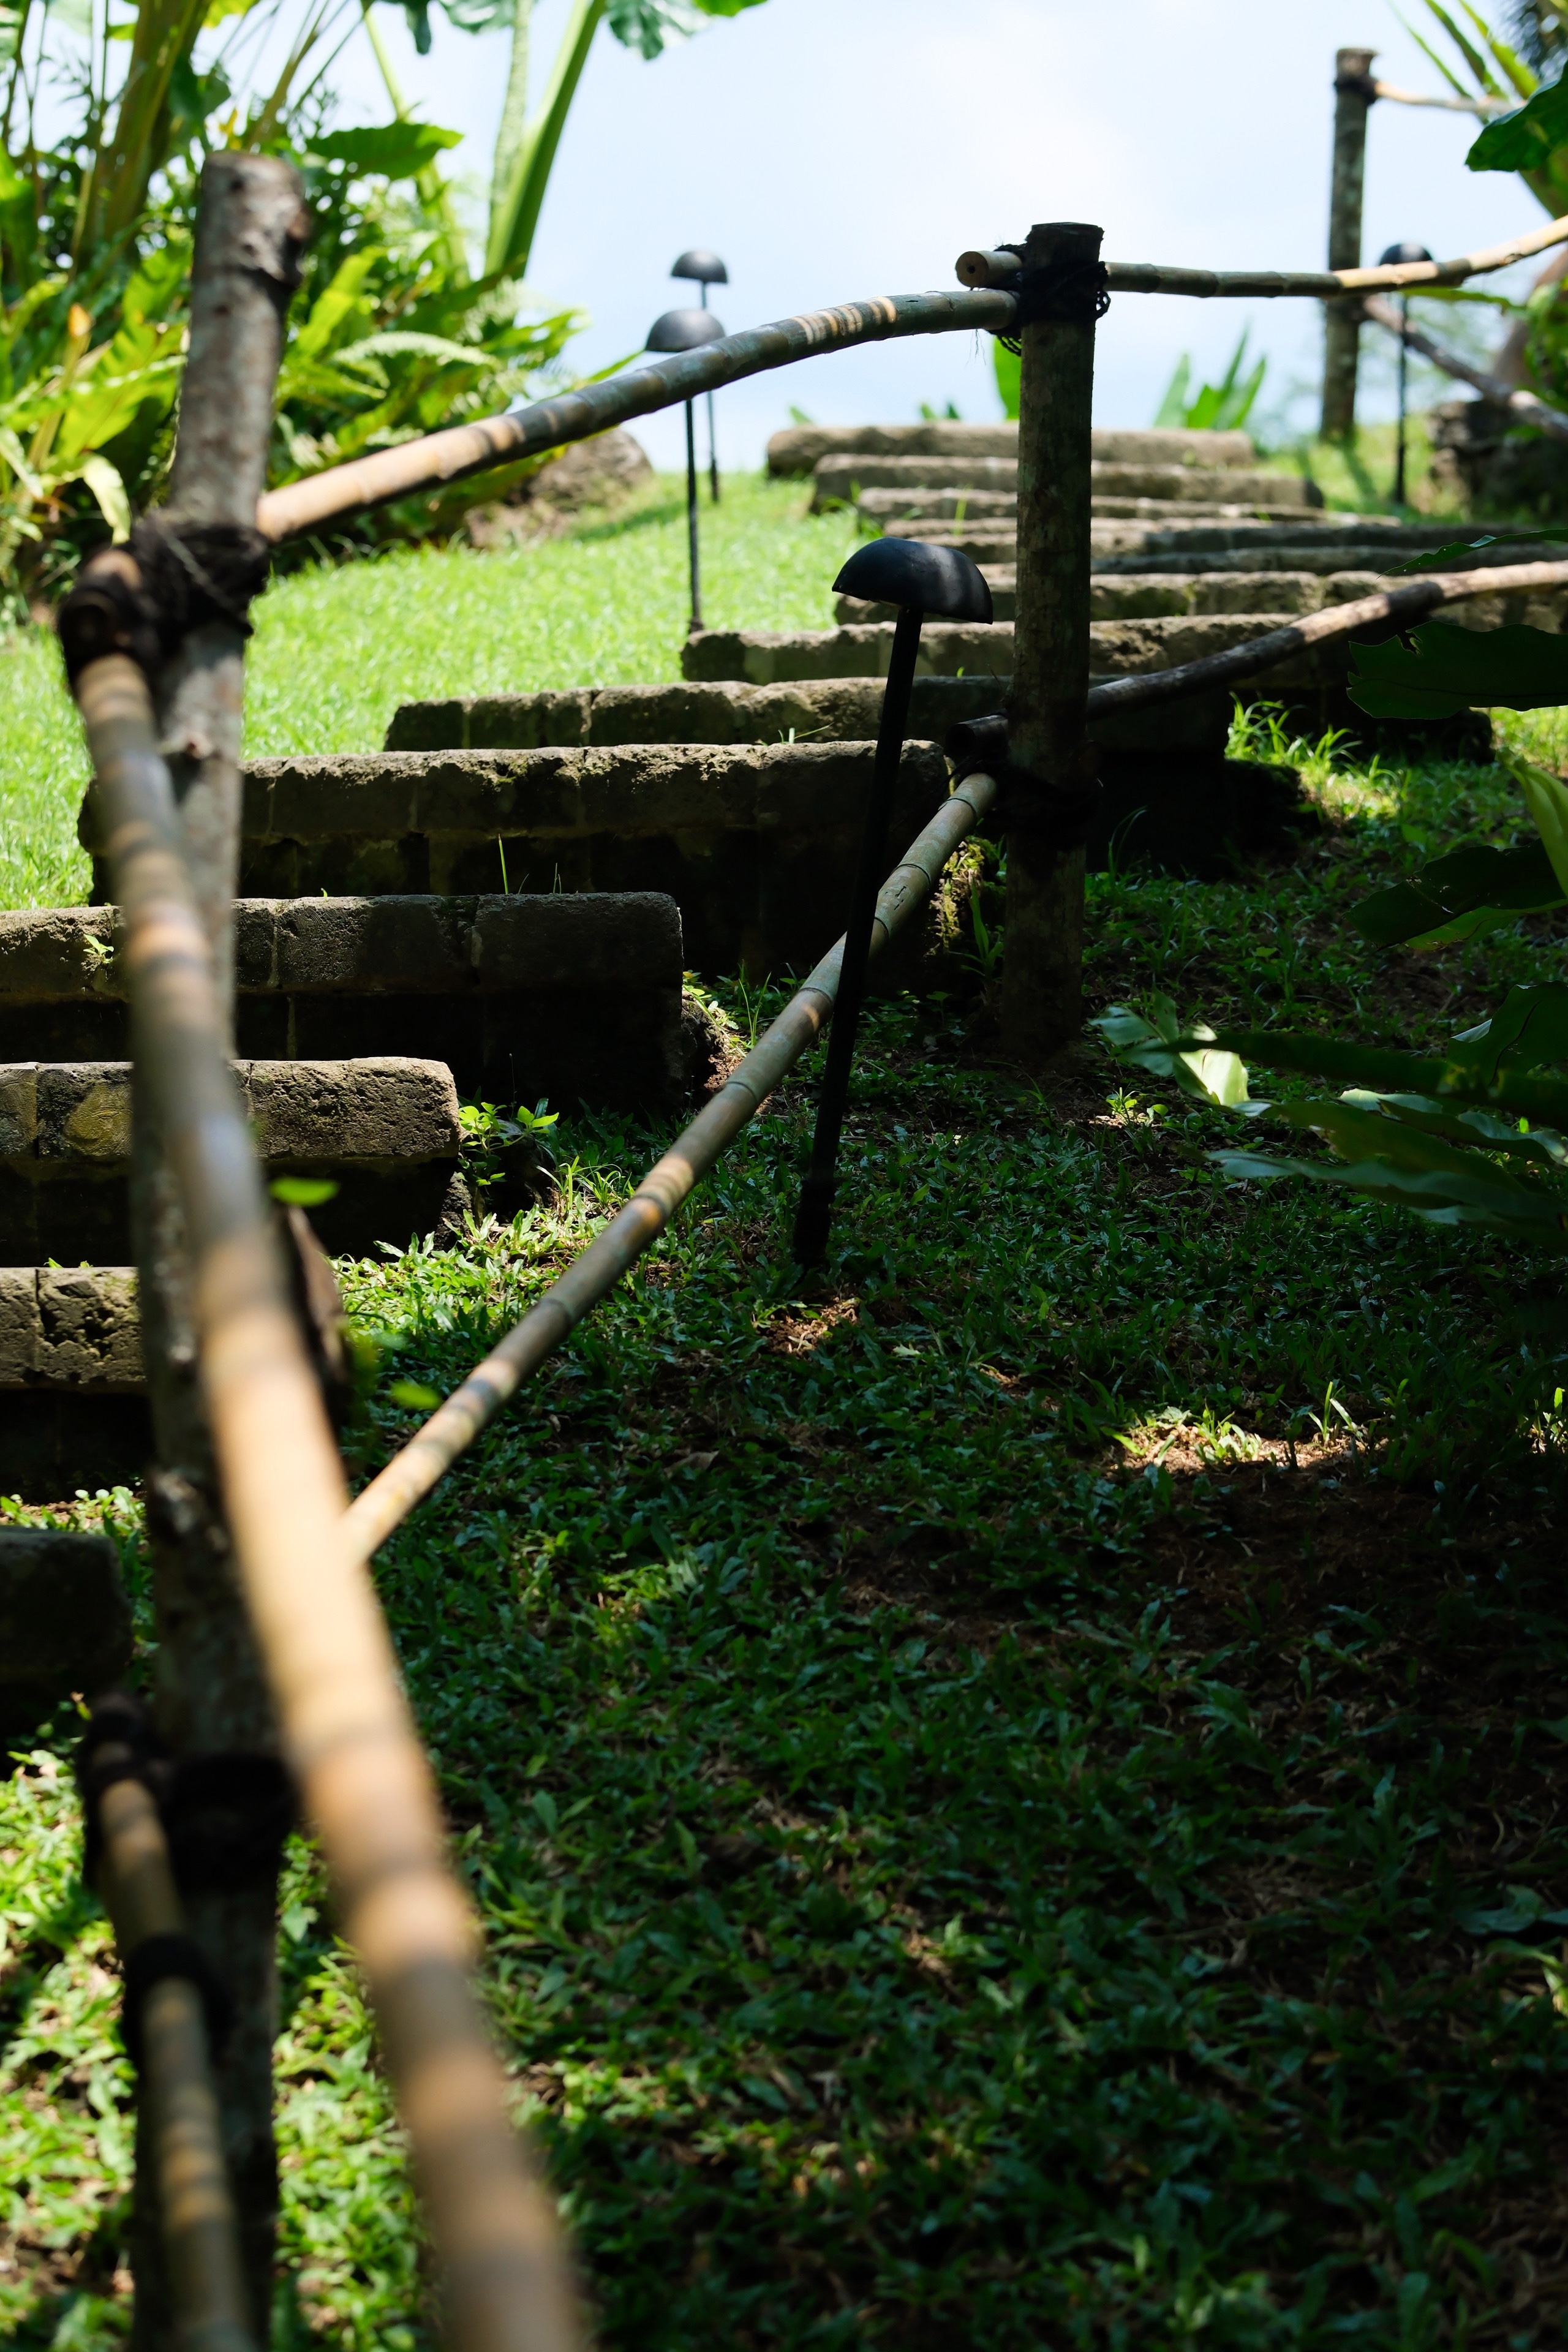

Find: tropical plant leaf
[308,121,463,179]
[1466,64,1568,167]
[1090,997,1251,1107]
[1352,837,1566,946]
[1392,526,1568,571]
[1508,753,1568,896]
[1348,621,1568,717]
[74,453,130,541]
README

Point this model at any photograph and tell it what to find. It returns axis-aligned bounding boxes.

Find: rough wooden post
[1320,47,1377,442]
[129,151,308,2350]
[1001,220,1101,1065]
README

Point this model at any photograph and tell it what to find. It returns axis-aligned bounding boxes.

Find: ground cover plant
[5,494,1568,2345]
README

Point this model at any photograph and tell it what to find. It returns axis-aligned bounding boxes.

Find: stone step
[810,455,1318,510]
[222,743,949,983]
[1088,515,1475,563]
[384,678,1006,755]
[0,1265,148,1498]
[0,894,685,1111]
[0,1057,466,1266]
[836,569,1394,626]
[766,422,1254,475]
[685,614,1349,690]
[85,742,953,984]
[0,1527,133,1736]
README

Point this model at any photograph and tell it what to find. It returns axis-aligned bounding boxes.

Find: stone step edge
[0,1056,461,1167]
[1,893,684,1005]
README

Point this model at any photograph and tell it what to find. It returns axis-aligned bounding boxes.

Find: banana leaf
[1393,526,1568,572]
[1466,68,1568,169]
[1352,837,1566,946]
[1348,622,1568,717]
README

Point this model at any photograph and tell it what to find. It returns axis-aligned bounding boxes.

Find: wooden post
[1001,219,1100,1065]
[1320,46,1377,442]
[128,151,307,2349]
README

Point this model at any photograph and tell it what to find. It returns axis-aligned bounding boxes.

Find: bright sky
[320,0,1541,466]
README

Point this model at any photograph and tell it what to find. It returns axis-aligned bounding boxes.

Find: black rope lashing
[161,1752,298,1898]
[77,1690,297,1898]
[56,514,273,688]
[987,241,1112,354]
[946,712,1102,851]
[121,1932,236,2070]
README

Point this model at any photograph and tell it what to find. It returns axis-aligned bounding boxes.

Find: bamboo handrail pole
[342,771,1001,1564]
[74,648,582,2352]
[1372,80,1508,116]
[1084,556,1568,717]
[1362,290,1568,445]
[95,1763,257,2352]
[954,215,1568,298]
[254,289,1018,541]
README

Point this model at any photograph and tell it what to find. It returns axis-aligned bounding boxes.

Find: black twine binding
[56,515,273,689]
[121,1932,235,2070]
[77,1691,297,1898]
[990,240,1111,355]
[946,711,1102,851]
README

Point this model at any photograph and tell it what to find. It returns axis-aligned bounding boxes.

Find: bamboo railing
[74,173,1568,2350]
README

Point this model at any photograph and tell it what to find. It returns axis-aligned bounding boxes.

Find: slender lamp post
[791,537,992,1267]
[1379,239,1432,507]
[646,304,725,635]
[672,247,728,500]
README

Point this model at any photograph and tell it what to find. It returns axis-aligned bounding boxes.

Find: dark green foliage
[1466,65,1568,169]
[1352,839,1564,947]
[1349,622,1568,719]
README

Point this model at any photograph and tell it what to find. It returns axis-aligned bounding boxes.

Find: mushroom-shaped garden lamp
[646,304,726,634]
[672,249,729,501]
[1378,239,1432,507]
[791,538,993,1267]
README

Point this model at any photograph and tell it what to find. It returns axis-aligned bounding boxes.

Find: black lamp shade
[1378,240,1433,266]
[672,249,728,285]
[834,537,993,623]
[646,306,726,353]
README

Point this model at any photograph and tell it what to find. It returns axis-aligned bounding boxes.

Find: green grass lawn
[4,488,1568,2348]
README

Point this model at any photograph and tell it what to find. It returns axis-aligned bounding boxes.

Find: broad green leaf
[1091,999,1250,1107]
[1401,529,1568,569]
[270,1176,339,1206]
[289,248,380,363]
[74,453,130,540]
[1352,838,1565,946]
[307,121,463,181]
[1466,67,1568,170]
[1506,752,1568,895]
[1348,621,1568,718]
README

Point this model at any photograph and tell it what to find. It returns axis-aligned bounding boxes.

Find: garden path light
[791,537,992,1269]
[646,304,726,633]
[672,249,729,501]
[1378,240,1432,505]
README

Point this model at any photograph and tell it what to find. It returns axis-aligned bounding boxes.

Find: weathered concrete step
[1089,515,1479,563]
[836,569,1392,626]
[243,742,947,982]
[767,422,1253,475]
[0,1527,133,1738]
[810,455,1317,509]
[383,678,1006,755]
[0,1266,146,1501]
[86,743,952,983]
[0,895,684,1110]
[0,1057,464,1266]
[685,614,1350,688]
[856,487,1018,523]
